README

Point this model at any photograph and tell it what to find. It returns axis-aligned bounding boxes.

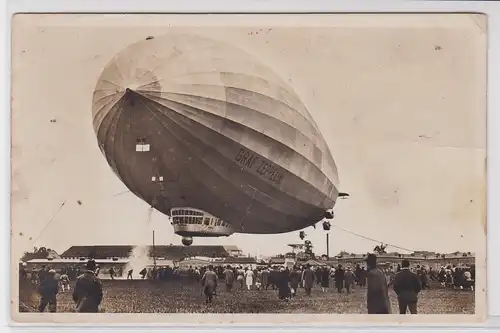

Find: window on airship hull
[204,218,210,226]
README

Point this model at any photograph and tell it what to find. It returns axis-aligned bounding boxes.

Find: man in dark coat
[320,267,330,292]
[344,267,356,293]
[224,265,235,291]
[359,267,367,287]
[301,264,315,296]
[269,267,278,290]
[72,260,103,313]
[277,267,290,300]
[393,259,421,314]
[334,264,345,293]
[38,265,48,284]
[261,267,271,290]
[354,264,362,285]
[38,269,59,312]
[365,254,391,314]
[201,265,218,304]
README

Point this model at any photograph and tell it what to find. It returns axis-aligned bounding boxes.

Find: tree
[337,250,349,258]
[20,246,52,262]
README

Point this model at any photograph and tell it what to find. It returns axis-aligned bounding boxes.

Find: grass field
[19,280,475,314]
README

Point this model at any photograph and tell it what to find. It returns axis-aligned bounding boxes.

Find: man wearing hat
[365,253,391,314]
[393,259,421,314]
[38,269,59,312]
[72,260,103,312]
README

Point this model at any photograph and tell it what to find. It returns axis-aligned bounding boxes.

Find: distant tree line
[21,247,52,262]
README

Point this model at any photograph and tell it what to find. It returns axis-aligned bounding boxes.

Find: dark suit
[72,271,103,313]
[393,268,421,314]
[366,268,391,314]
[301,268,315,295]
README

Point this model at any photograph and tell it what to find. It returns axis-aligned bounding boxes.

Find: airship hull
[92,34,340,235]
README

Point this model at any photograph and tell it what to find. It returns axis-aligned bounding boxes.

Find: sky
[10,14,487,260]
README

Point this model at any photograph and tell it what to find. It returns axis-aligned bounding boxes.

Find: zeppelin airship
[92,33,342,246]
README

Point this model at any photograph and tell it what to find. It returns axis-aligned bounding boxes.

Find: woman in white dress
[244,268,254,290]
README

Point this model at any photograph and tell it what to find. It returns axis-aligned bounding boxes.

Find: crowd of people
[197,255,475,313]
[19,254,475,314]
[20,260,103,313]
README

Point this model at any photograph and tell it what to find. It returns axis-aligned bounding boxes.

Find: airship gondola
[92,33,340,245]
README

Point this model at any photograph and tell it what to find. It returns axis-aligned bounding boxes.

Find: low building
[25,244,247,275]
[60,245,240,261]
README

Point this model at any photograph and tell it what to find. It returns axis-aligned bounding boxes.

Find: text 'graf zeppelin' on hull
[91,33,340,235]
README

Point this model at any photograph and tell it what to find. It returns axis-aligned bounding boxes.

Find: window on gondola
[135,138,151,152]
[189,216,195,224]
[204,217,210,226]
[196,217,203,224]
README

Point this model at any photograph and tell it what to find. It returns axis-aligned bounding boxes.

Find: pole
[153,230,157,268]
[326,233,330,258]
